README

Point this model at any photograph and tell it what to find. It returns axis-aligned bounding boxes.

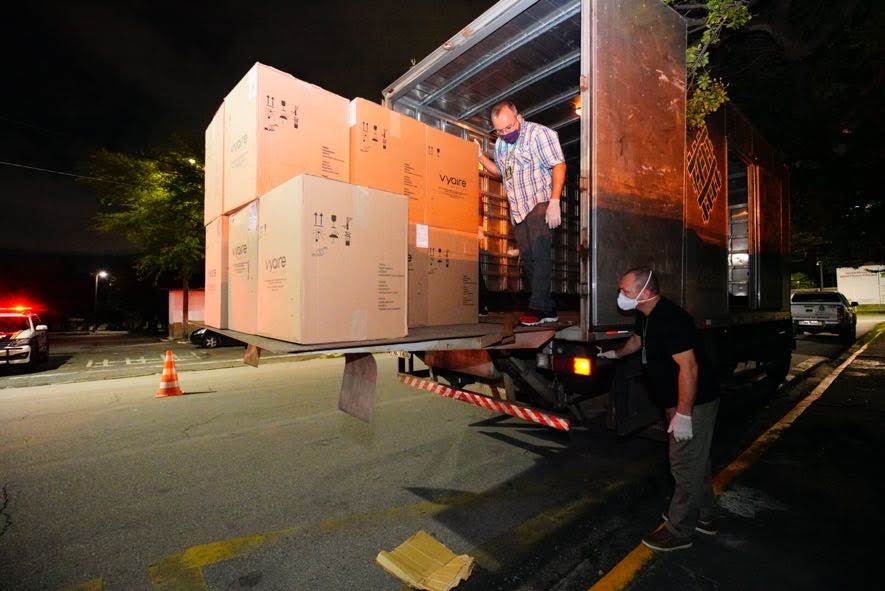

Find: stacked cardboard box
[204,216,228,329]
[348,98,426,224]
[257,175,407,344]
[227,201,259,334]
[348,99,480,326]
[204,65,482,341]
[223,63,350,214]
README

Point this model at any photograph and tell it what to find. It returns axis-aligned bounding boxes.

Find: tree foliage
[667,1,752,128]
[83,137,204,286]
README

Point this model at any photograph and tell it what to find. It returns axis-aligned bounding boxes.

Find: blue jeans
[513,202,555,313]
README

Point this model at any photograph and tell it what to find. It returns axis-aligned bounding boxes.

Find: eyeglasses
[494,120,519,136]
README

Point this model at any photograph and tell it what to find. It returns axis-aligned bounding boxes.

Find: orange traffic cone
[155,350,183,397]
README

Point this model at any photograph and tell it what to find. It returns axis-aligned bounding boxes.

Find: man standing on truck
[476,100,566,326]
[599,267,720,551]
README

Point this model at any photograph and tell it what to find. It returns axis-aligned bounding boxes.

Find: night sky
[1,0,494,255]
[2,0,881,263]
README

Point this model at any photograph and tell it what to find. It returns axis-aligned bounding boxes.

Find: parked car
[791,291,858,342]
[0,307,49,370]
[189,327,244,349]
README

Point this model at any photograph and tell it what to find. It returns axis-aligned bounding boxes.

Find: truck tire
[764,347,791,385]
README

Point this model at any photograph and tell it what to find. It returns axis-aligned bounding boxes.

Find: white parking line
[86,360,94,368]
[125,357,132,365]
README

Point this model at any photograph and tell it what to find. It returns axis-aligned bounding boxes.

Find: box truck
[214,0,793,435]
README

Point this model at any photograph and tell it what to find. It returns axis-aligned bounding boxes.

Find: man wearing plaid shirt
[477,100,566,325]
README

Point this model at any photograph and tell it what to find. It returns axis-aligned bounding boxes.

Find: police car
[0,307,49,368]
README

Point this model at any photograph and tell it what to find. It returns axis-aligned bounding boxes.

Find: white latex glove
[545,199,562,229]
[597,350,618,360]
[473,138,483,159]
[668,412,693,442]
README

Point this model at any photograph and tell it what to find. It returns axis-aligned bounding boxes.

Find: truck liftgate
[216,318,581,427]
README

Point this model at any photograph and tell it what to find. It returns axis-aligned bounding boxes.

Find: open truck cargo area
[213,0,792,434]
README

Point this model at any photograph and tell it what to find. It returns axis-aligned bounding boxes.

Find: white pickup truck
[791,291,858,343]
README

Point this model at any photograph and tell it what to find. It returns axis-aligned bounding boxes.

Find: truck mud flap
[399,375,570,432]
[612,354,660,436]
[339,353,377,422]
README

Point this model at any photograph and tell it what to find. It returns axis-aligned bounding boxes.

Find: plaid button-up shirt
[494,121,565,224]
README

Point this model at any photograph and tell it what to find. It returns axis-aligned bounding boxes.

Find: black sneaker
[641,526,693,552]
[662,512,718,536]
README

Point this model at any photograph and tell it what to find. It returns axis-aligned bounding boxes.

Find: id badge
[505,165,513,181]
[641,346,647,365]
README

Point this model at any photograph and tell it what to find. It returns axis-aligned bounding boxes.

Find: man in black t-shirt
[599,267,720,552]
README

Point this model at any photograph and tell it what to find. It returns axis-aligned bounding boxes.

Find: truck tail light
[573,357,592,375]
[552,355,593,376]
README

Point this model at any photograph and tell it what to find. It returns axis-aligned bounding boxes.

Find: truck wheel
[764,348,791,385]
[840,325,856,344]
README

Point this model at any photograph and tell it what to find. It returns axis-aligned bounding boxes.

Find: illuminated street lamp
[93,270,109,330]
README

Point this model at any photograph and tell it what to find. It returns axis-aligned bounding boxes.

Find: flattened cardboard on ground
[348,98,427,224]
[227,201,259,334]
[257,175,407,344]
[376,530,474,591]
[204,216,228,329]
[409,224,479,327]
[204,103,225,225]
[425,126,480,233]
[223,62,349,214]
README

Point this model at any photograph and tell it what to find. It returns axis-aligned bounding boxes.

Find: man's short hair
[490,100,518,120]
[623,267,660,295]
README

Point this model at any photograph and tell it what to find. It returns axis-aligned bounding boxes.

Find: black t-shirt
[634,297,719,409]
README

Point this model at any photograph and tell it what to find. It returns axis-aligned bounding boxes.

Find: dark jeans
[513,202,555,313]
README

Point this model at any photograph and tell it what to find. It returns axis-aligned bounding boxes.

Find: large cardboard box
[204,103,224,225]
[204,216,229,329]
[425,126,480,233]
[348,98,427,224]
[227,201,259,334]
[257,175,408,344]
[223,63,349,213]
[409,224,478,327]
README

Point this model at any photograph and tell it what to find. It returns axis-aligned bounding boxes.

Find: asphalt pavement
[621,325,885,591]
[0,317,882,590]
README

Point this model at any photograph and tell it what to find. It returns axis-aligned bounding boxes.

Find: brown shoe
[661,512,718,536]
[641,527,693,552]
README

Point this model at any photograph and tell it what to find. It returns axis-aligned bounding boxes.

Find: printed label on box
[416,224,429,248]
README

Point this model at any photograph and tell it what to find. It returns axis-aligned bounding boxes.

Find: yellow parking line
[589,332,880,591]
[149,528,299,590]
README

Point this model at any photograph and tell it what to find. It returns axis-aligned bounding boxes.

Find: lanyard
[502,131,523,181]
[641,314,650,365]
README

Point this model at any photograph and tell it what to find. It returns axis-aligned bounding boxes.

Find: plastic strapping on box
[350,309,368,340]
[247,66,258,102]
[247,201,258,231]
[347,101,358,127]
[353,186,369,228]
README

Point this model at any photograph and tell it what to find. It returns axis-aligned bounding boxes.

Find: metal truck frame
[219,0,793,435]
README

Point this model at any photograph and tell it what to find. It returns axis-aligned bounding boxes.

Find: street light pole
[816,260,823,290]
[93,270,108,331]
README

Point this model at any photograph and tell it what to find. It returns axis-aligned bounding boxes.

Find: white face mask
[617,271,655,311]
